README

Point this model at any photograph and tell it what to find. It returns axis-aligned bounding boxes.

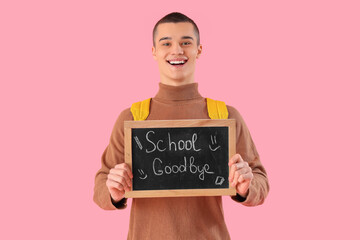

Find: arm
[93,109,133,210]
[227,106,270,206]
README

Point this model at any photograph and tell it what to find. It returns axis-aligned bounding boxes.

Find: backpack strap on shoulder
[206,98,228,119]
[130,97,227,121]
[130,98,151,121]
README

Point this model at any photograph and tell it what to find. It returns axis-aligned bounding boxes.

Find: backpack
[130,98,228,120]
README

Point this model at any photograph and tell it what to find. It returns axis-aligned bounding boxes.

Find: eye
[163,42,170,46]
[182,42,191,45]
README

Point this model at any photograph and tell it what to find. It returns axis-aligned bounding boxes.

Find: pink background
[1,0,359,239]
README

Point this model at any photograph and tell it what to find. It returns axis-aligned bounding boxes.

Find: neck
[154,82,202,101]
[159,74,195,87]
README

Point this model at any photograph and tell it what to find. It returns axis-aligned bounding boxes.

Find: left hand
[229,154,253,198]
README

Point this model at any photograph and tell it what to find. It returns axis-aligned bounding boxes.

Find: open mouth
[167,59,188,66]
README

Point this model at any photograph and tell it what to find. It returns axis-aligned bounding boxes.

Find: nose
[171,43,184,55]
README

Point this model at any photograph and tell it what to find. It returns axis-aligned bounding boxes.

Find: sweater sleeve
[227,106,270,206]
[93,108,133,210]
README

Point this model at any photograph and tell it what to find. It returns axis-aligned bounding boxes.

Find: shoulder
[112,107,133,130]
[226,105,245,122]
[226,104,249,133]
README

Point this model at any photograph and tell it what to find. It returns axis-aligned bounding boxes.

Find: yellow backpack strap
[130,98,151,121]
[206,98,228,119]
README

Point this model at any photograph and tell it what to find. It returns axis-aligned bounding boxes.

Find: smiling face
[152,22,202,86]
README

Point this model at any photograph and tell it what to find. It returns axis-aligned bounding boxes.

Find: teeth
[169,60,185,65]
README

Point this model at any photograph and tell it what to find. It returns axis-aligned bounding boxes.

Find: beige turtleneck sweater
[93,83,269,240]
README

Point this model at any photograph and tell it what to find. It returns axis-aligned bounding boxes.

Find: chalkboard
[124,119,236,198]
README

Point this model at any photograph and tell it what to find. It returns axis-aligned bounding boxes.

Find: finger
[230,162,249,181]
[108,172,132,189]
[229,164,237,182]
[115,163,133,178]
[108,174,131,191]
[230,162,250,182]
[229,154,244,167]
[110,175,131,191]
[237,165,251,175]
[238,171,254,184]
[106,178,125,191]
[241,172,254,181]
[235,162,248,171]
[238,174,245,184]
[229,154,240,167]
[238,178,250,196]
[232,171,240,187]
[117,169,132,187]
[109,168,130,181]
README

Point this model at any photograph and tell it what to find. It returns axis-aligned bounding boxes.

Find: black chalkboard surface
[124,119,236,198]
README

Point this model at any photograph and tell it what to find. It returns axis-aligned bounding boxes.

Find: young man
[93,12,269,239]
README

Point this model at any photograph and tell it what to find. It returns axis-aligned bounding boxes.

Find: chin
[172,76,190,83]
[165,72,185,80]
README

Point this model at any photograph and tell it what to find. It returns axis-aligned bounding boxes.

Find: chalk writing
[215,176,225,185]
[145,131,201,153]
[152,156,214,180]
[134,136,143,150]
[131,126,229,190]
[138,169,147,180]
[209,134,221,152]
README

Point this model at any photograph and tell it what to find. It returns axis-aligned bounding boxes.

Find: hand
[229,154,253,198]
[106,163,133,202]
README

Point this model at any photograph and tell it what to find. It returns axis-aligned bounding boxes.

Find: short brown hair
[152,12,200,47]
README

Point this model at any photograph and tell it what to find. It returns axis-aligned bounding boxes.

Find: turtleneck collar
[154,82,203,101]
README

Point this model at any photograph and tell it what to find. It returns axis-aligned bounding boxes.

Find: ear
[196,44,202,59]
[152,46,157,60]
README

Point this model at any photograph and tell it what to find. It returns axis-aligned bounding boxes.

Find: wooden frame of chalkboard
[124,119,236,198]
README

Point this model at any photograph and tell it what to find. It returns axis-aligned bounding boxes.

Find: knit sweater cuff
[110,196,128,209]
[231,193,247,202]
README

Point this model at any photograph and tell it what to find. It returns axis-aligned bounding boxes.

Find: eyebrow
[159,36,194,42]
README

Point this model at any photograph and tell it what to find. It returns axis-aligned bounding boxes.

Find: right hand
[106,163,133,202]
